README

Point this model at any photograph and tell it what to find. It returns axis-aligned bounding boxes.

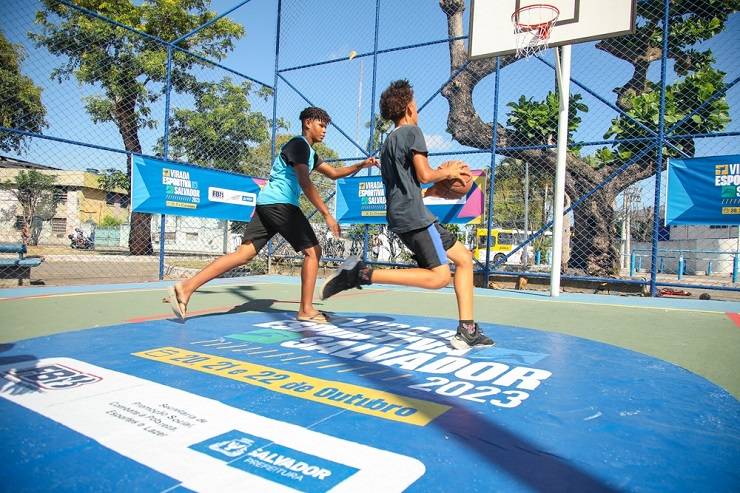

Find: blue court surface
[1,308,738,492]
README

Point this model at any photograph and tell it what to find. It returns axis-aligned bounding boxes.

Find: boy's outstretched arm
[314,156,379,180]
[294,163,341,238]
[412,151,463,184]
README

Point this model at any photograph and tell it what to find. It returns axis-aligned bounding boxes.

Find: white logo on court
[208,438,254,458]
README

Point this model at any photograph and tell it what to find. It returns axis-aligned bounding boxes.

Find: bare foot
[296,310,329,323]
[174,282,191,308]
[166,282,190,320]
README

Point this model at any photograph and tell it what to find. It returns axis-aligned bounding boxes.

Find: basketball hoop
[512,4,559,58]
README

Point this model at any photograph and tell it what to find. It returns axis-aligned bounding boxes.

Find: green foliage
[508,1,736,171]
[506,92,588,146]
[31,0,245,152]
[0,32,48,152]
[2,170,57,201]
[97,168,129,192]
[440,223,464,243]
[604,67,730,160]
[160,78,275,172]
[99,215,124,227]
[633,0,739,75]
[491,159,550,231]
[2,170,58,244]
[366,117,393,151]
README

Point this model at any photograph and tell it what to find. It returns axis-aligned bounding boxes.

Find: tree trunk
[115,93,153,256]
[568,189,620,276]
[436,0,671,278]
[561,194,571,272]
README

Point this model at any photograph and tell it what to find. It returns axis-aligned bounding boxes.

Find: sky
[2,0,739,210]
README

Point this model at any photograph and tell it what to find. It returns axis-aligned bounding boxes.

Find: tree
[491,158,551,232]
[366,117,393,151]
[97,168,129,193]
[0,32,48,153]
[2,170,57,245]
[160,77,277,172]
[97,167,130,212]
[439,0,736,276]
[32,0,244,255]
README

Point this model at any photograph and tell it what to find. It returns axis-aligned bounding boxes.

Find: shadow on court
[321,315,621,493]
[0,343,45,396]
[185,306,621,492]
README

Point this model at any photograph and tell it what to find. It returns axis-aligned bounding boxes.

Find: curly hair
[299,106,331,126]
[379,79,414,122]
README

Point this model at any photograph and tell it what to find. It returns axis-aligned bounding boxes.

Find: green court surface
[1,275,739,398]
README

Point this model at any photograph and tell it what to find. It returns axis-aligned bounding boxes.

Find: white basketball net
[512,4,560,58]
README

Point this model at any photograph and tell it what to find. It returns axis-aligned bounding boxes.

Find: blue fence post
[636,255,643,272]
[630,250,636,277]
[706,261,712,276]
[649,0,671,296]
[361,0,382,263]
[158,44,174,280]
[483,57,501,285]
[267,0,283,272]
[733,254,739,283]
[678,255,685,280]
[535,250,541,265]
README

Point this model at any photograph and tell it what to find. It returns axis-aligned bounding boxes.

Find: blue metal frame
[649,0,671,296]
[173,0,255,45]
[363,0,383,263]
[8,0,738,296]
[483,57,502,282]
[158,45,174,280]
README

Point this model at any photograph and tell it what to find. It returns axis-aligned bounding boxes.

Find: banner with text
[335,172,485,225]
[131,155,266,221]
[666,154,740,225]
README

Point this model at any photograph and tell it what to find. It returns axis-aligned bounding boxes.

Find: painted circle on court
[1,311,738,492]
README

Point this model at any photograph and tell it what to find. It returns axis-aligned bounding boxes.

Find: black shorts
[397,222,458,269]
[242,204,319,252]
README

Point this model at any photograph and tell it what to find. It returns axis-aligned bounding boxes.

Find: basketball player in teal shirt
[167,107,377,322]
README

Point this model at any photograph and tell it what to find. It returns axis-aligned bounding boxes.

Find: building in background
[0,155,129,245]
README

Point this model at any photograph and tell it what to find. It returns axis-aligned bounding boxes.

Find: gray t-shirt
[380,125,436,233]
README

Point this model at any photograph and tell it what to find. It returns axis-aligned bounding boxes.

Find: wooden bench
[0,243,43,285]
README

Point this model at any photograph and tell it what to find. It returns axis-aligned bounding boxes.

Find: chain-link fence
[0,0,276,285]
[1,0,739,296]
[276,0,739,296]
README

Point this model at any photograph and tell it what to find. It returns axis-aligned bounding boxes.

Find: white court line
[219,344,252,350]
[386,287,730,314]
[336,366,372,374]
[261,352,294,358]
[191,338,224,344]
[381,374,413,382]
[240,349,278,356]
[231,346,261,352]
[3,281,728,315]
[0,282,275,301]
[357,369,390,377]
[279,355,313,362]
[298,359,330,365]
[317,363,348,369]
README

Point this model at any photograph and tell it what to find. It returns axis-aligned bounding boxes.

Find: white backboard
[468,0,636,59]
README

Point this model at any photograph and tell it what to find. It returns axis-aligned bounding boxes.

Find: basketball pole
[550,44,572,297]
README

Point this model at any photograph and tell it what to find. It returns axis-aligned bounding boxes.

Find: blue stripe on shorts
[427,223,448,266]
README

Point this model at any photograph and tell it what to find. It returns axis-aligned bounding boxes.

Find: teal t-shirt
[257,136,322,206]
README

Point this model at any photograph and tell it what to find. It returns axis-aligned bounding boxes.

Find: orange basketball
[425,160,474,199]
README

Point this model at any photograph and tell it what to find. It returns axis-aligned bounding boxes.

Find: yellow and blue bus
[472,228,551,265]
